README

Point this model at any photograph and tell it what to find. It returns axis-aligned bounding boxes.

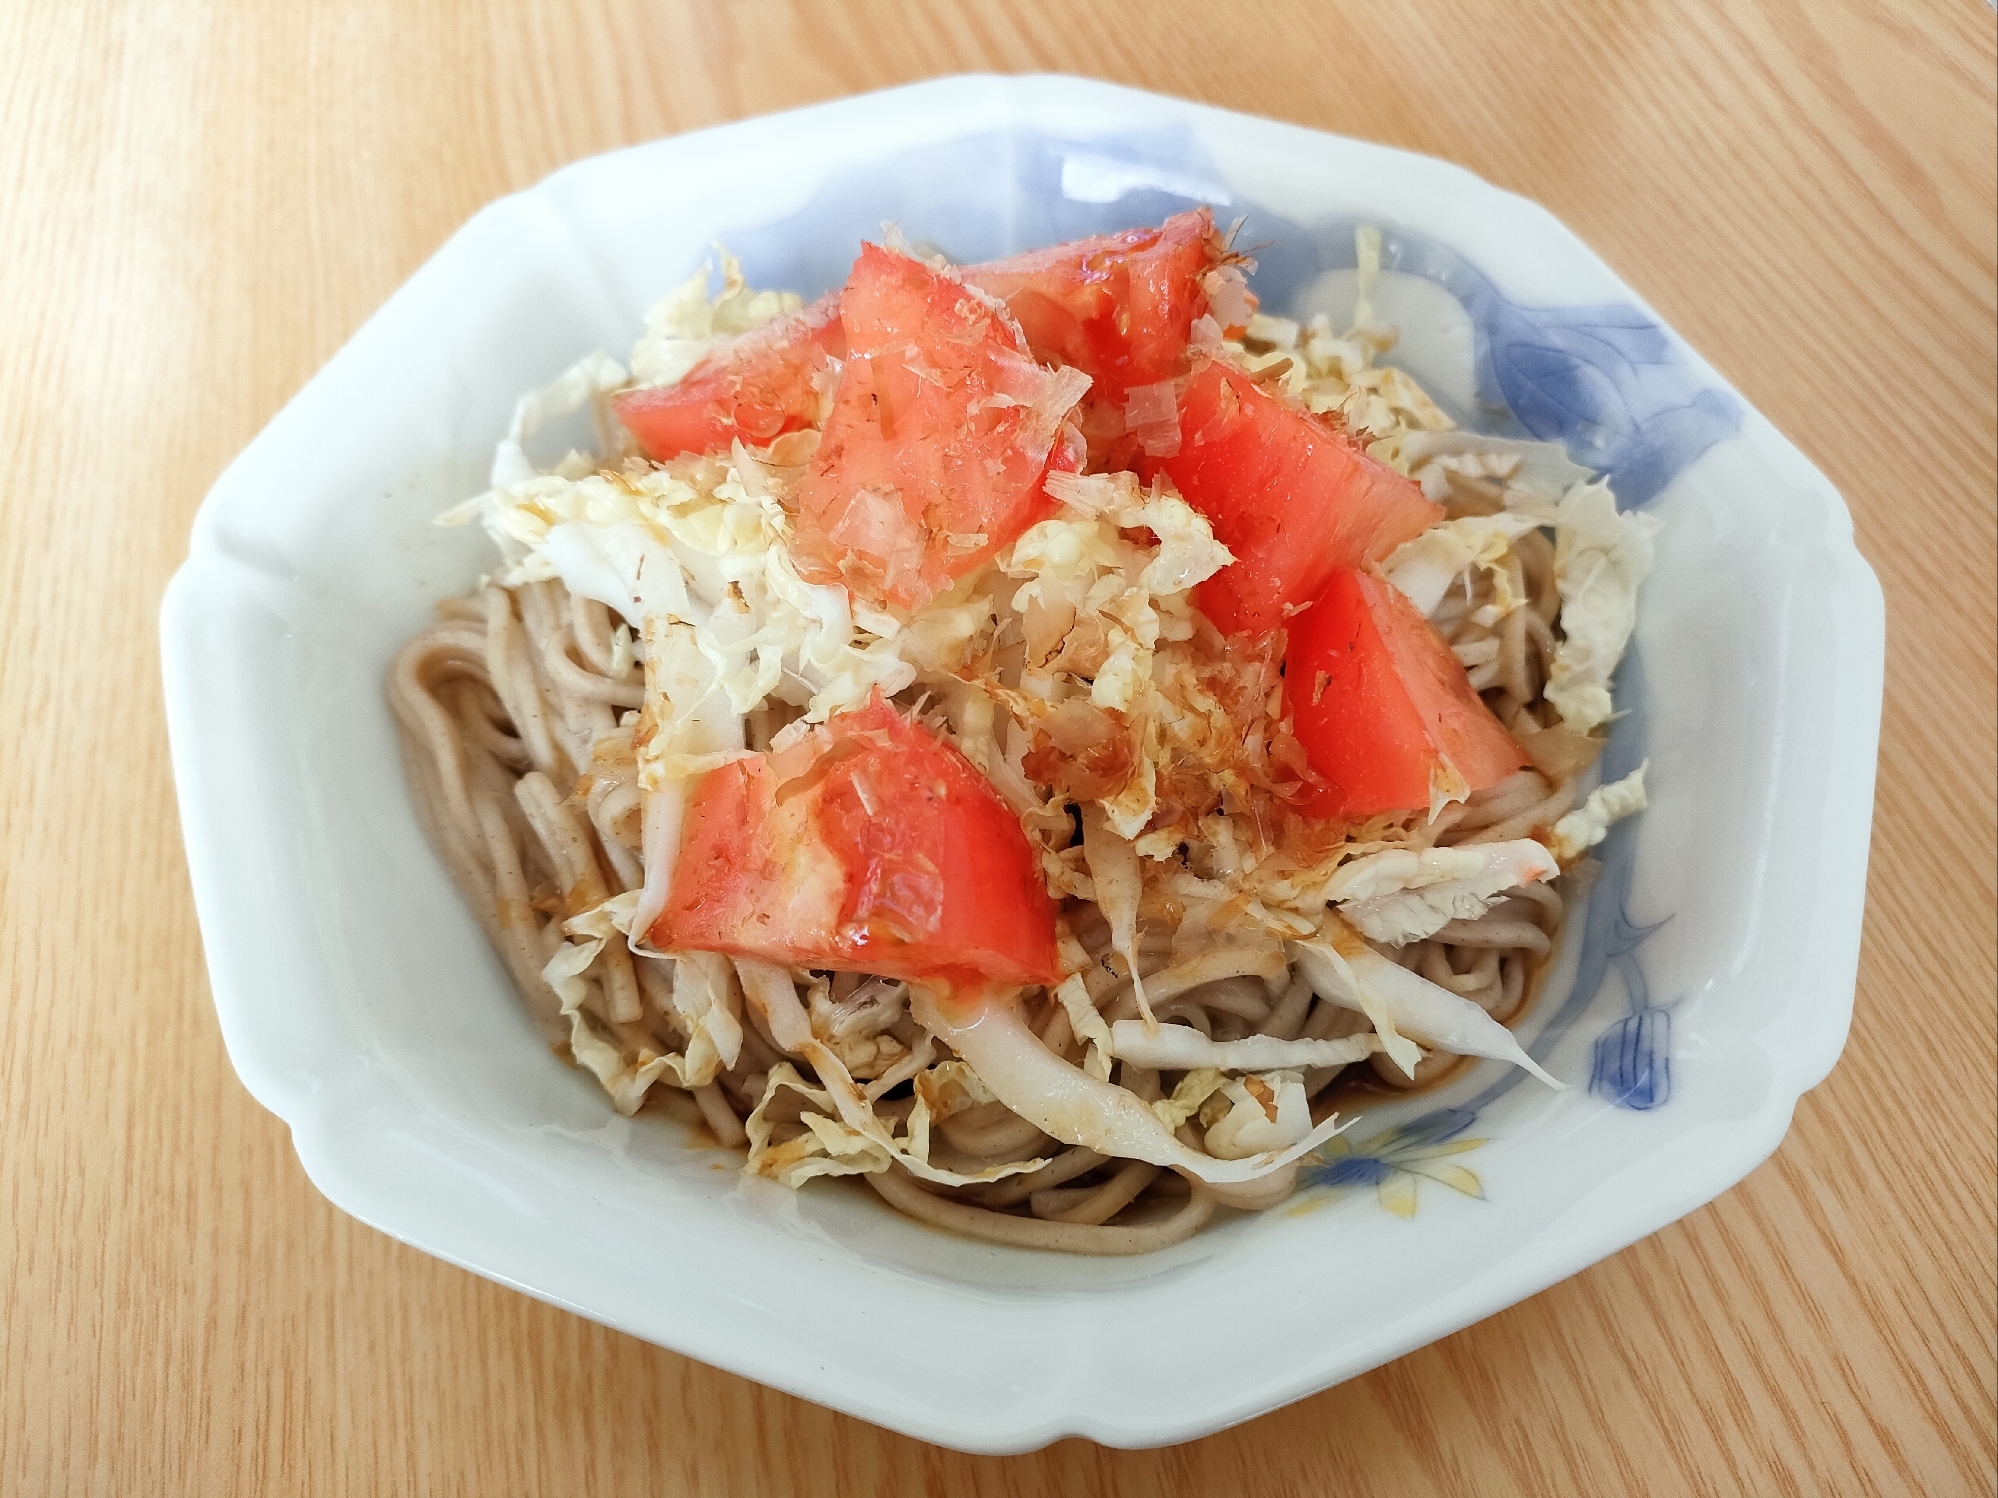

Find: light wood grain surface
[3,2,1993,1493]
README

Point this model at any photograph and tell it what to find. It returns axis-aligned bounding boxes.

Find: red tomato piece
[960,208,1219,400]
[1141,362,1443,637]
[650,694,1059,988]
[1284,569,1527,820]
[791,244,1089,612]
[612,293,846,460]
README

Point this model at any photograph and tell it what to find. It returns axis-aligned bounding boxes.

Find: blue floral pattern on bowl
[1251,222,1742,508]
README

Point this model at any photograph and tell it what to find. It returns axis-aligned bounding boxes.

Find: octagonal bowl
[160,74,1883,1452]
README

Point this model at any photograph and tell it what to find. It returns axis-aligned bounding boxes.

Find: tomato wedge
[790,243,1089,612]
[1284,569,1527,820]
[612,293,846,460]
[650,694,1059,988]
[1141,362,1442,636]
[960,208,1218,400]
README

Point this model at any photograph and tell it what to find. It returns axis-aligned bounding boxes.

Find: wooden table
[4,2,1992,1492]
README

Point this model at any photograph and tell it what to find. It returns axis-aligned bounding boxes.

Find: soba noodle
[391,544,1580,1254]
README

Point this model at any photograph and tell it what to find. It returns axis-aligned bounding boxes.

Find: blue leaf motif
[1591,1008,1673,1110]
[1239,217,1745,509]
[1394,1107,1480,1149]
[1498,337,1634,460]
[1314,1156,1393,1189]
[1484,302,1741,504]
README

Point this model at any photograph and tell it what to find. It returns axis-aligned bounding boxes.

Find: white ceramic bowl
[161,75,1884,1452]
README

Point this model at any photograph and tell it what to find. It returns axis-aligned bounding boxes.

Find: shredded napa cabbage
[1328,840,1559,945]
[1532,481,1661,733]
[1200,1071,1313,1159]
[1383,513,1540,619]
[735,960,1053,1188]
[539,893,745,1111]
[742,1058,1050,1190]
[1290,925,1564,1089]
[1105,1020,1382,1073]
[1009,471,1232,720]
[1149,1067,1229,1131]
[1373,429,1593,504]
[1550,762,1650,863]
[629,250,803,389]
[446,446,922,781]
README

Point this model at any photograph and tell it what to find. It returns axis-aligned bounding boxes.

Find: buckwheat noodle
[391,505,1577,1254]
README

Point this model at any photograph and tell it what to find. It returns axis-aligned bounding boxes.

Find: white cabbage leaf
[1372,429,1593,503]
[1080,803,1152,1026]
[629,250,802,389]
[804,974,913,1080]
[1329,840,1559,945]
[1286,933,1420,1077]
[540,903,744,1113]
[911,988,1352,1184]
[1201,1072,1313,1159]
[734,959,1052,1187]
[1105,1020,1383,1073]
[539,940,667,1114]
[665,950,745,1081]
[1531,481,1661,733]
[742,1053,1021,1189]
[1148,1067,1228,1131]
[1383,513,1540,619]
[1550,762,1650,863]
[1053,973,1115,1081]
[547,894,746,1091]
[744,1064,896,1187]
[449,351,631,493]
[1289,922,1565,1088]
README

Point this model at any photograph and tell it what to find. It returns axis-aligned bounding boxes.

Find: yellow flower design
[1297,1109,1488,1220]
